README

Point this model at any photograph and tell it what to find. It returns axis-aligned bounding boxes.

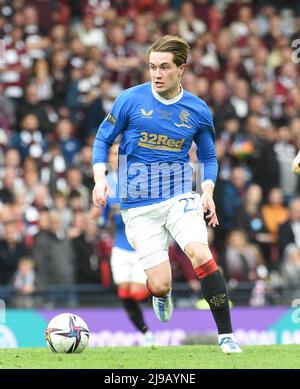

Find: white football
[45,313,89,353]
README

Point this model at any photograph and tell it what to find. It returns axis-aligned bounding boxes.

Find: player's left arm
[193,105,219,228]
[292,150,300,175]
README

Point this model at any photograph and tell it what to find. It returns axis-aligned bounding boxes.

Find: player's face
[149,52,186,99]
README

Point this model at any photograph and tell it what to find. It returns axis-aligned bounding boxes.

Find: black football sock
[122,298,148,334]
[200,270,233,335]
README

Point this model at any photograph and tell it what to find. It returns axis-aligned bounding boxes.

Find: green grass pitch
[0,345,300,369]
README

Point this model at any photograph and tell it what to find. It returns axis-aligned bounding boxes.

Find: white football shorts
[110,246,147,285]
[121,193,208,270]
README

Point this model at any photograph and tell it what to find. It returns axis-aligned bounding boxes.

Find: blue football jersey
[93,82,217,209]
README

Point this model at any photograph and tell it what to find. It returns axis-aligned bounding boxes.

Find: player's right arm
[92,91,129,207]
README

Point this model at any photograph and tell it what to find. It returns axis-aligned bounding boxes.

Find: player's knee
[185,243,212,265]
[150,280,172,297]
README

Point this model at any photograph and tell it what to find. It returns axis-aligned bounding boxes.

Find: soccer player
[92,35,242,353]
[103,143,154,346]
[292,151,300,175]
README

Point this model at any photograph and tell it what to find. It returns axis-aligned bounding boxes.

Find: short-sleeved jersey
[93,82,217,209]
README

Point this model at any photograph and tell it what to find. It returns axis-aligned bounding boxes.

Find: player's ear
[178,63,186,78]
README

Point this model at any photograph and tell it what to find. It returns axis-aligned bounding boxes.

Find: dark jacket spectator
[72,218,101,284]
[0,222,30,284]
[33,211,75,286]
[278,197,300,260]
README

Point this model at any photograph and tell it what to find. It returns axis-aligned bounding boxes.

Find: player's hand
[92,177,109,207]
[292,151,300,175]
[201,192,219,228]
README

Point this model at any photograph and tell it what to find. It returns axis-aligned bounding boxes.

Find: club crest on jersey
[141,108,153,118]
[175,110,192,129]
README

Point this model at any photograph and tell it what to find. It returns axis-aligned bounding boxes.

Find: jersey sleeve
[92,91,130,165]
[193,103,218,185]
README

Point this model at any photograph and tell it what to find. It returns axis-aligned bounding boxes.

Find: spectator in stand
[68,190,86,213]
[216,115,250,181]
[11,113,47,162]
[32,210,76,307]
[230,78,249,120]
[72,216,101,284]
[181,71,200,97]
[225,48,249,82]
[40,143,67,196]
[0,221,30,285]
[31,183,52,211]
[248,94,271,127]
[1,25,30,100]
[278,197,300,260]
[0,167,18,204]
[235,184,272,265]
[220,229,266,284]
[67,210,86,241]
[0,149,23,199]
[178,1,206,44]
[82,82,107,139]
[12,256,36,308]
[245,115,279,198]
[50,24,68,52]
[0,88,15,147]
[52,191,73,231]
[215,166,247,238]
[30,58,53,102]
[76,145,94,192]
[1,148,21,176]
[98,77,122,115]
[262,187,289,245]
[280,244,300,302]
[128,19,151,64]
[103,24,141,89]
[65,167,90,210]
[274,126,298,201]
[22,159,40,203]
[49,49,70,109]
[73,9,107,50]
[17,84,53,135]
[210,80,235,137]
[55,118,81,166]
[23,5,51,60]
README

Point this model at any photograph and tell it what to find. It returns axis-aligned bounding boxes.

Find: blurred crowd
[0,0,300,307]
